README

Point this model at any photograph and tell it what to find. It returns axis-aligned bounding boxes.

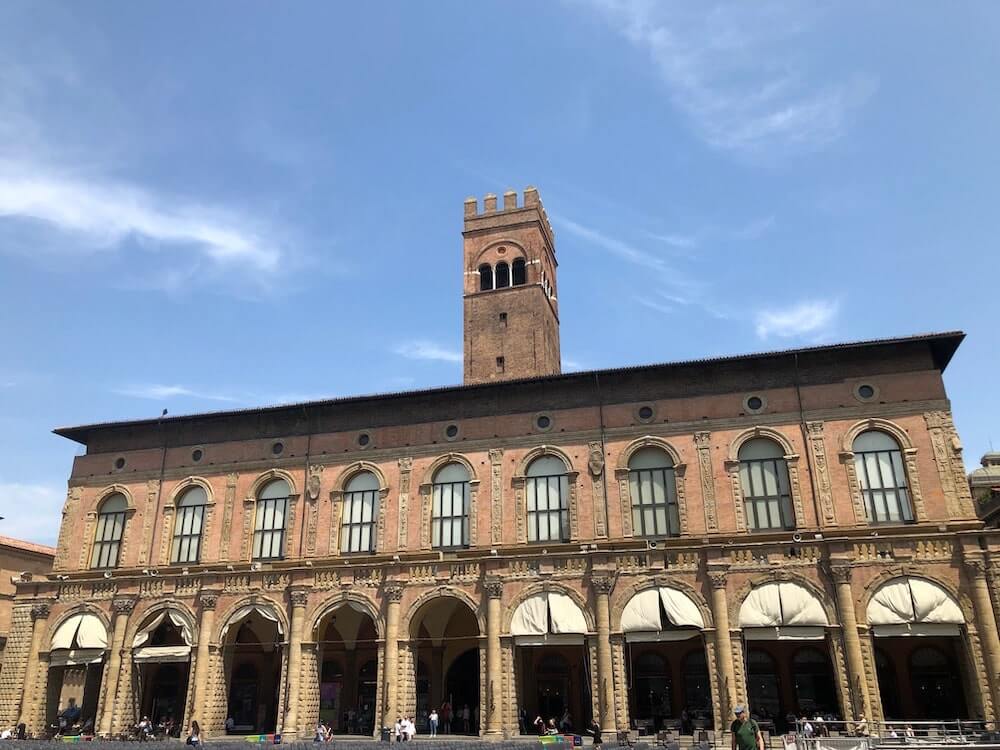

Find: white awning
[132,610,194,648]
[621,587,705,633]
[514,634,585,646]
[867,577,964,636]
[743,626,826,641]
[49,648,105,667]
[510,592,587,637]
[220,604,285,640]
[132,645,192,663]
[51,613,108,651]
[625,630,701,643]
[739,583,829,630]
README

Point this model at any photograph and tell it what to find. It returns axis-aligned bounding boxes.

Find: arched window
[512,257,526,286]
[432,463,470,549]
[853,430,913,524]
[91,493,127,569]
[171,485,207,564]
[342,472,379,554]
[253,479,289,561]
[628,447,680,537]
[738,438,794,531]
[526,455,570,543]
[479,264,493,291]
[495,261,510,288]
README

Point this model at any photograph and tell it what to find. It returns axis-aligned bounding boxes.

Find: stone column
[592,575,617,733]
[967,559,1000,719]
[708,570,736,723]
[18,602,52,730]
[98,597,135,737]
[382,582,404,730]
[829,564,870,720]
[191,591,219,727]
[283,589,309,738]
[484,577,504,737]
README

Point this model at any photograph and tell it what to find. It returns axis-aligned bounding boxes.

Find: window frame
[738,442,795,532]
[853,431,914,525]
[525,459,570,544]
[431,468,471,550]
[628,457,680,538]
[91,497,127,570]
[341,474,379,554]
[171,487,207,565]
[252,483,289,561]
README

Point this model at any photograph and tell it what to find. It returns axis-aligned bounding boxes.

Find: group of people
[52,697,94,737]
[134,714,180,740]
[0,724,27,740]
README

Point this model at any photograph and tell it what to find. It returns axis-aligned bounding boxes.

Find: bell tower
[462,187,561,384]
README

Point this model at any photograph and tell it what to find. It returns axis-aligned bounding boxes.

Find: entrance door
[229,663,258,729]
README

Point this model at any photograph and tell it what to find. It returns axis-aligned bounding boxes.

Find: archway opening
[512,592,590,735]
[621,587,712,733]
[133,613,192,735]
[867,577,971,721]
[222,608,283,734]
[315,602,380,735]
[409,596,481,734]
[739,582,836,734]
[46,613,108,735]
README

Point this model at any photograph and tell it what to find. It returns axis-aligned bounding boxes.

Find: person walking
[186,721,202,747]
[429,709,439,737]
[730,706,764,750]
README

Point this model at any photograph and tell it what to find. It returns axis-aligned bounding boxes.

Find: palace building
[1,187,997,740]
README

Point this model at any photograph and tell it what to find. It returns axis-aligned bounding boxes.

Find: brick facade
[1,190,997,740]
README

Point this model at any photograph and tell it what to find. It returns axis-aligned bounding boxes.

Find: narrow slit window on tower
[496,356,505,373]
[495,261,510,288]
[512,257,526,286]
[499,312,507,327]
[479,264,493,291]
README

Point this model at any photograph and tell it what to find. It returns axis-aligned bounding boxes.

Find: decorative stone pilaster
[489,449,504,546]
[54,486,81,571]
[588,442,609,539]
[501,638,517,736]
[927,411,977,518]
[283,588,309,736]
[829,564,870,721]
[138,478,160,566]
[397,458,413,551]
[215,473,238,562]
[695,433,719,532]
[305,465,323,555]
[98,597,136,736]
[708,569,735,721]
[299,644,320,733]
[484,578,504,736]
[805,421,838,526]
[610,636,629,731]
[592,575,616,732]
[382,582,404,728]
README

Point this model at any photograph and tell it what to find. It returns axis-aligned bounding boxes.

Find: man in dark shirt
[731,706,764,750]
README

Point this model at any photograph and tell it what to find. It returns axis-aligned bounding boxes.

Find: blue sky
[2,2,998,544]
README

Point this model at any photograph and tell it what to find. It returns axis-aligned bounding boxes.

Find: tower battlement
[463,187,555,252]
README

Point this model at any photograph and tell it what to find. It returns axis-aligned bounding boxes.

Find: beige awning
[220,604,285,640]
[132,610,194,648]
[51,613,108,651]
[867,577,964,636]
[739,582,828,639]
[132,645,192,663]
[511,592,587,638]
[621,587,705,637]
[49,648,105,667]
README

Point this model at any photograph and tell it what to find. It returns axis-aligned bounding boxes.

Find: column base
[482,729,505,740]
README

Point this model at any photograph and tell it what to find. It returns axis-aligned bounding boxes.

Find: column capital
[199,590,221,611]
[592,575,615,596]
[707,569,728,589]
[383,581,404,602]
[827,563,853,585]
[484,577,504,599]
[964,557,988,579]
[112,596,136,615]
[290,588,310,608]
[30,601,52,621]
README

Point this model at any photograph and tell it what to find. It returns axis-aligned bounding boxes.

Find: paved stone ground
[0,743,654,750]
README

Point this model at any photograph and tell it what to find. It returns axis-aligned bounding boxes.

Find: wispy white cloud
[556,215,675,274]
[393,340,463,364]
[0,165,285,274]
[0,479,63,545]
[579,1,876,155]
[114,384,240,402]
[754,299,839,340]
[732,216,776,240]
[646,231,698,250]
